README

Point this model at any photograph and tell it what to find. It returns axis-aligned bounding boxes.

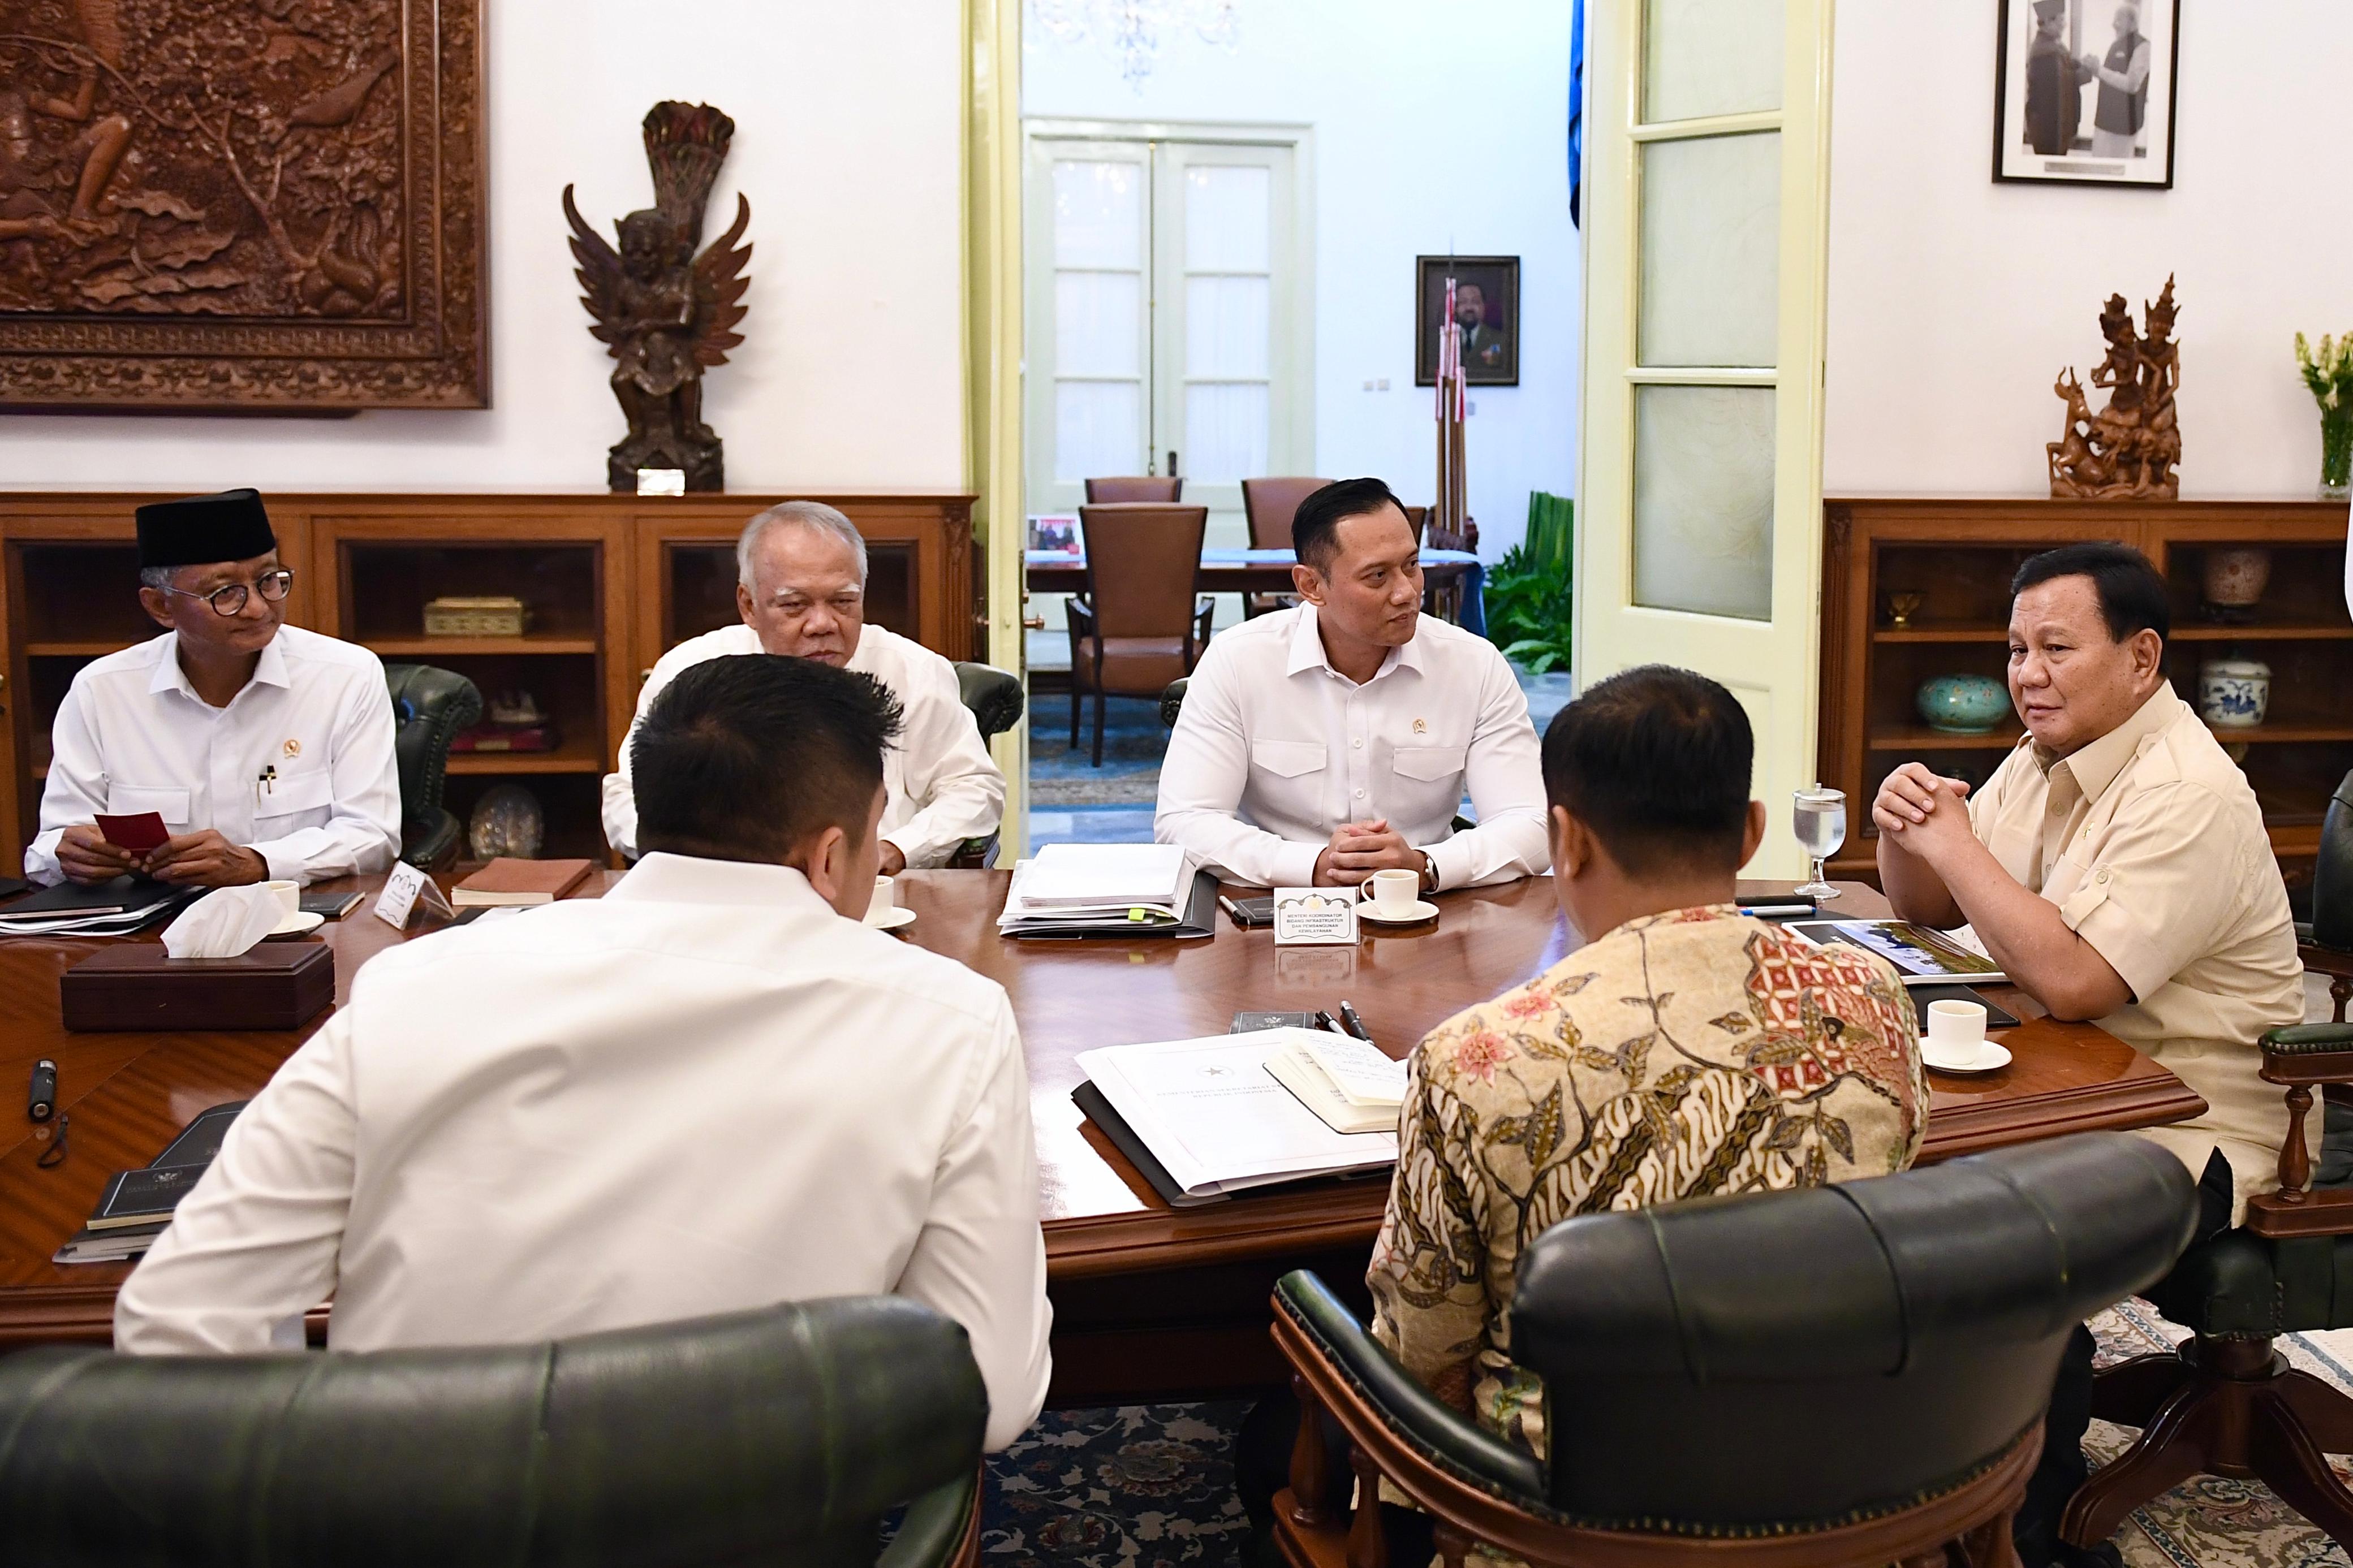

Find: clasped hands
[1311,818,1427,888]
[55,824,268,888]
[1872,762,1976,865]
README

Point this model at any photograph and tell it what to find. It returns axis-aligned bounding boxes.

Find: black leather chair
[2062,780,2353,1554]
[0,1297,987,1568]
[383,663,481,871]
[1272,1134,2197,1567]
[954,661,1024,743]
[949,662,1022,869]
[1160,676,1189,729]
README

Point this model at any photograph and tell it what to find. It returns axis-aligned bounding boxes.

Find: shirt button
[1354,788,1365,799]
[1352,737,1364,749]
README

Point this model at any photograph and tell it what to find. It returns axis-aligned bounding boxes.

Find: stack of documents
[998,843,1210,937]
[0,877,199,938]
[1075,1029,1399,1205]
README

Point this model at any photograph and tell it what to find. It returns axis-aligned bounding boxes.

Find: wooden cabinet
[1820,498,2352,890]
[0,492,976,872]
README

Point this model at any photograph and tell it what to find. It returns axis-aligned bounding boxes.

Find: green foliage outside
[1486,491,1574,675]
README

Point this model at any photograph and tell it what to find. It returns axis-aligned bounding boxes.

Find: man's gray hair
[137,565,176,593]
[736,500,868,591]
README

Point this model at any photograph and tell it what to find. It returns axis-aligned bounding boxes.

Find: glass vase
[2322,404,2353,502]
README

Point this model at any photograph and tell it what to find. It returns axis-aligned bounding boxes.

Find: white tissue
[161,885,284,959]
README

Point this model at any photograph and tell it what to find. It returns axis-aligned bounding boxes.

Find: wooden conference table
[0,871,2205,1405]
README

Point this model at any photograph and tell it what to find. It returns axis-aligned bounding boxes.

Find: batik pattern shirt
[1368,905,1927,1459]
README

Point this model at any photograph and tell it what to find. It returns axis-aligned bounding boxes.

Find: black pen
[1312,1009,1342,1035]
[1218,895,1248,926]
[1337,1000,1372,1043]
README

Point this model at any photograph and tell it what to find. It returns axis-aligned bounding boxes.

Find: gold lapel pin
[283,738,301,758]
[1412,718,1428,735]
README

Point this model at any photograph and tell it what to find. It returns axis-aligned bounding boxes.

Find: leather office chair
[1160,676,1189,729]
[2063,782,2353,1554]
[949,662,1024,869]
[1240,477,1330,618]
[0,1297,988,1568]
[1273,1134,2198,1568]
[2299,770,2353,1021]
[1085,476,1182,503]
[1067,503,1214,766]
[383,663,481,871]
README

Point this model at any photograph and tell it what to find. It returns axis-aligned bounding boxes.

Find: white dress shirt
[25,626,401,887]
[115,853,1053,1450]
[1155,606,1550,889]
[602,623,1005,867]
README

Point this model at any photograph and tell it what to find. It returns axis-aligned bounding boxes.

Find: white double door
[1023,126,1309,533]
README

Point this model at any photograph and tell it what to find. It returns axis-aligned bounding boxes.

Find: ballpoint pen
[1337,1000,1372,1043]
[1218,895,1248,926]
[1312,1009,1342,1034]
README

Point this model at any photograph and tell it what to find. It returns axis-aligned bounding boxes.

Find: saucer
[865,906,917,931]
[1359,899,1440,926]
[1921,1037,2010,1075]
[266,910,324,938]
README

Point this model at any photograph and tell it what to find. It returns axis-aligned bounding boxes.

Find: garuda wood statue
[563,102,751,492]
[2049,275,2181,501]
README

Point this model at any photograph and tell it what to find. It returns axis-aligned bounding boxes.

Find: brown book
[452,857,594,908]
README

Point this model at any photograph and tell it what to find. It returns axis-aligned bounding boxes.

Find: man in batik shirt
[1369,666,1928,1463]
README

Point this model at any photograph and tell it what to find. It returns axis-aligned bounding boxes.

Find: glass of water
[1793,785,1847,901]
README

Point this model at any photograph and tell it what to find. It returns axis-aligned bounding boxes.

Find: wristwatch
[1418,850,1439,895]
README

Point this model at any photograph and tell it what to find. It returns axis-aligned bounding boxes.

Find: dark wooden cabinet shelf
[1,492,976,874]
[1823,498,2352,892]
[363,636,602,658]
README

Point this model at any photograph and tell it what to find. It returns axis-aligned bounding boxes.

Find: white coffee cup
[261,879,300,924]
[1358,868,1420,918]
[1925,999,1988,1064]
[863,874,897,925]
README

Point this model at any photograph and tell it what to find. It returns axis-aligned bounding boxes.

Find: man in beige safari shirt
[1875,540,2303,1568]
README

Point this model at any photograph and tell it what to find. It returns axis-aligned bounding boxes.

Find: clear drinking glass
[1792,785,1846,901]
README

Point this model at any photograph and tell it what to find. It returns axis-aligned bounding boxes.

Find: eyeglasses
[166,569,294,616]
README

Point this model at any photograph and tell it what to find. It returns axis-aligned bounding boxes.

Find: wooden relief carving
[0,0,486,411]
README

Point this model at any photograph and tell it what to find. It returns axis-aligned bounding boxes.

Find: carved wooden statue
[563,102,751,493]
[2050,275,2181,501]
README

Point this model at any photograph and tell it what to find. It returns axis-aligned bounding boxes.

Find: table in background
[0,873,2204,1404]
[1025,547,1486,634]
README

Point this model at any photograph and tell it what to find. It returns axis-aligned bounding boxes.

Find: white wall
[1826,0,2352,499]
[0,0,967,493]
[1023,0,1580,558]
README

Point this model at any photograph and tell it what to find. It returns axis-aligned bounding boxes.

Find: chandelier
[1028,0,1243,90]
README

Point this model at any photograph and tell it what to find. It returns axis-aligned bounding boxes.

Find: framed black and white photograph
[1993,0,2180,188]
[1416,256,1519,387]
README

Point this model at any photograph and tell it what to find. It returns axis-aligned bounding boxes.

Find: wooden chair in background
[1067,503,1213,766]
[1240,477,1330,617]
[1084,476,1183,503]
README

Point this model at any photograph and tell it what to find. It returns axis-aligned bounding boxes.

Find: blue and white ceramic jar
[1915,674,2011,735]
[2197,658,2271,728]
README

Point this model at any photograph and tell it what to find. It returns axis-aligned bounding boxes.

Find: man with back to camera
[1154,476,1549,891]
[25,487,400,889]
[602,499,1003,870]
[117,654,1053,1452]
[1235,667,1925,1562]
[1874,541,2304,1567]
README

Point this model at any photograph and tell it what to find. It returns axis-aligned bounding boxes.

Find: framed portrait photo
[1416,256,1518,387]
[1993,0,2180,188]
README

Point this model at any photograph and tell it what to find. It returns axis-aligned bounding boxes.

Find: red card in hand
[96,812,170,853]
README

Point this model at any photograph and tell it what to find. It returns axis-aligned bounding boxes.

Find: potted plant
[2294,331,2353,500]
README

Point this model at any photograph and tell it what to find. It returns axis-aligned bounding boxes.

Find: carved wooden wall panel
[0,0,486,410]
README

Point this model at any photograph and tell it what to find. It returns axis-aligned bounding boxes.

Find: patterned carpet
[980,1312,2353,1568]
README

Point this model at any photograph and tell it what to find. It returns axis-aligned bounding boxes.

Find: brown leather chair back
[1241,477,1331,551]
[1077,504,1208,641]
[1084,476,1183,503]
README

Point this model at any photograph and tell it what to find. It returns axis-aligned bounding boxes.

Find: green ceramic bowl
[1916,674,2011,735]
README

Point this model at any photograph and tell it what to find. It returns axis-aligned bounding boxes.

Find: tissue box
[61,943,335,1033]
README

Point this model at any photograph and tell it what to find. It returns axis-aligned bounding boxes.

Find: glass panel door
[1024,139,1154,517]
[1576,0,1835,875]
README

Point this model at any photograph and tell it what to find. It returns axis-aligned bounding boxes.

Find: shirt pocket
[1251,740,1328,779]
[254,768,335,829]
[105,784,192,829]
[1391,745,1468,784]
